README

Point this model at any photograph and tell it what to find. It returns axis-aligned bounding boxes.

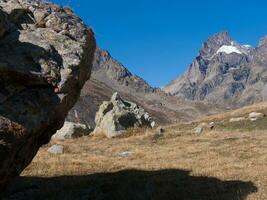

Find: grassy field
[6,102,267,200]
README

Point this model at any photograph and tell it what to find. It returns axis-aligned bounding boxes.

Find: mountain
[67,47,223,127]
[163,32,267,108]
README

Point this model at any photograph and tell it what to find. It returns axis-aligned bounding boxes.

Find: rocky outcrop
[93,93,155,138]
[164,31,267,108]
[0,0,95,194]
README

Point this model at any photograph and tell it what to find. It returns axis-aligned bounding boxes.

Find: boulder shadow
[5,169,257,200]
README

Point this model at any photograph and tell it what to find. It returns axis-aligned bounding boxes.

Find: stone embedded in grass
[119,151,133,157]
[248,112,265,121]
[47,145,64,155]
[193,122,215,134]
[229,117,246,122]
[156,126,165,135]
[194,127,203,134]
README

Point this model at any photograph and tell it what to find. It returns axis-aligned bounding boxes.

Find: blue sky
[52,0,267,87]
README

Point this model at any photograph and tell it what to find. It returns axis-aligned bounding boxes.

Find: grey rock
[156,126,165,135]
[229,117,246,122]
[47,144,64,154]
[193,122,214,134]
[0,0,95,193]
[209,122,215,129]
[94,92,155,138]
[119,151,133,157]
[52,121,92,140]
[248,112,265,121]
[151,121,156,128]
[193,127,203,134]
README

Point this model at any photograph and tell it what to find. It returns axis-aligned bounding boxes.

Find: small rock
[156,126,165,135]
[119,151,133,157]
[250,118,258,122]
[248,112,265,120]
[209,122,215,129]
[193,122,214,134]
[194,127,203,134]
[47,145,64,154]
[151,121,156,128]
[229,117,246,122]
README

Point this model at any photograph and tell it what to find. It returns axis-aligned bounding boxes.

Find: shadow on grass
[5,169,257,200]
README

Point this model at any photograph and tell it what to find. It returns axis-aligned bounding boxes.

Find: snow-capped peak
[216,45,242,55]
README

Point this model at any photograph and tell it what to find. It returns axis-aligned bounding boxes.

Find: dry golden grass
[197,101,267,123]
[4,127,266,200]
[6,102,267,200]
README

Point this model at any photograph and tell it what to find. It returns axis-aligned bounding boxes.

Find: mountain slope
[67,47,223,127]
[164,32,267,107]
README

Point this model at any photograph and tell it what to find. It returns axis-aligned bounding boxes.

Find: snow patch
[216,45,242,55]
[242,44,252,49]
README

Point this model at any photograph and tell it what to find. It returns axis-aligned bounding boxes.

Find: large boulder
[0,0,95,194]
[52,121,92,140]
[94,92,155,138]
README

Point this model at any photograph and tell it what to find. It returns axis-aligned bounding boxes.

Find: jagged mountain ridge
[67,47,223,127]
[92,47,154,93]
[163,32,267,107]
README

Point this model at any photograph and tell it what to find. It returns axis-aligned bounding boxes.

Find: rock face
[94,93,155,138]
[0,0,95,193]
[164,32,267,108]
[52,121,92,140]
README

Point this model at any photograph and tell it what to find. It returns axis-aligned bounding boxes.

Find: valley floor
[6,122,267,200]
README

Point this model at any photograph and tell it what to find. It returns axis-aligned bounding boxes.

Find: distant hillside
[164,32,267,108]
[67,47,223,127]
